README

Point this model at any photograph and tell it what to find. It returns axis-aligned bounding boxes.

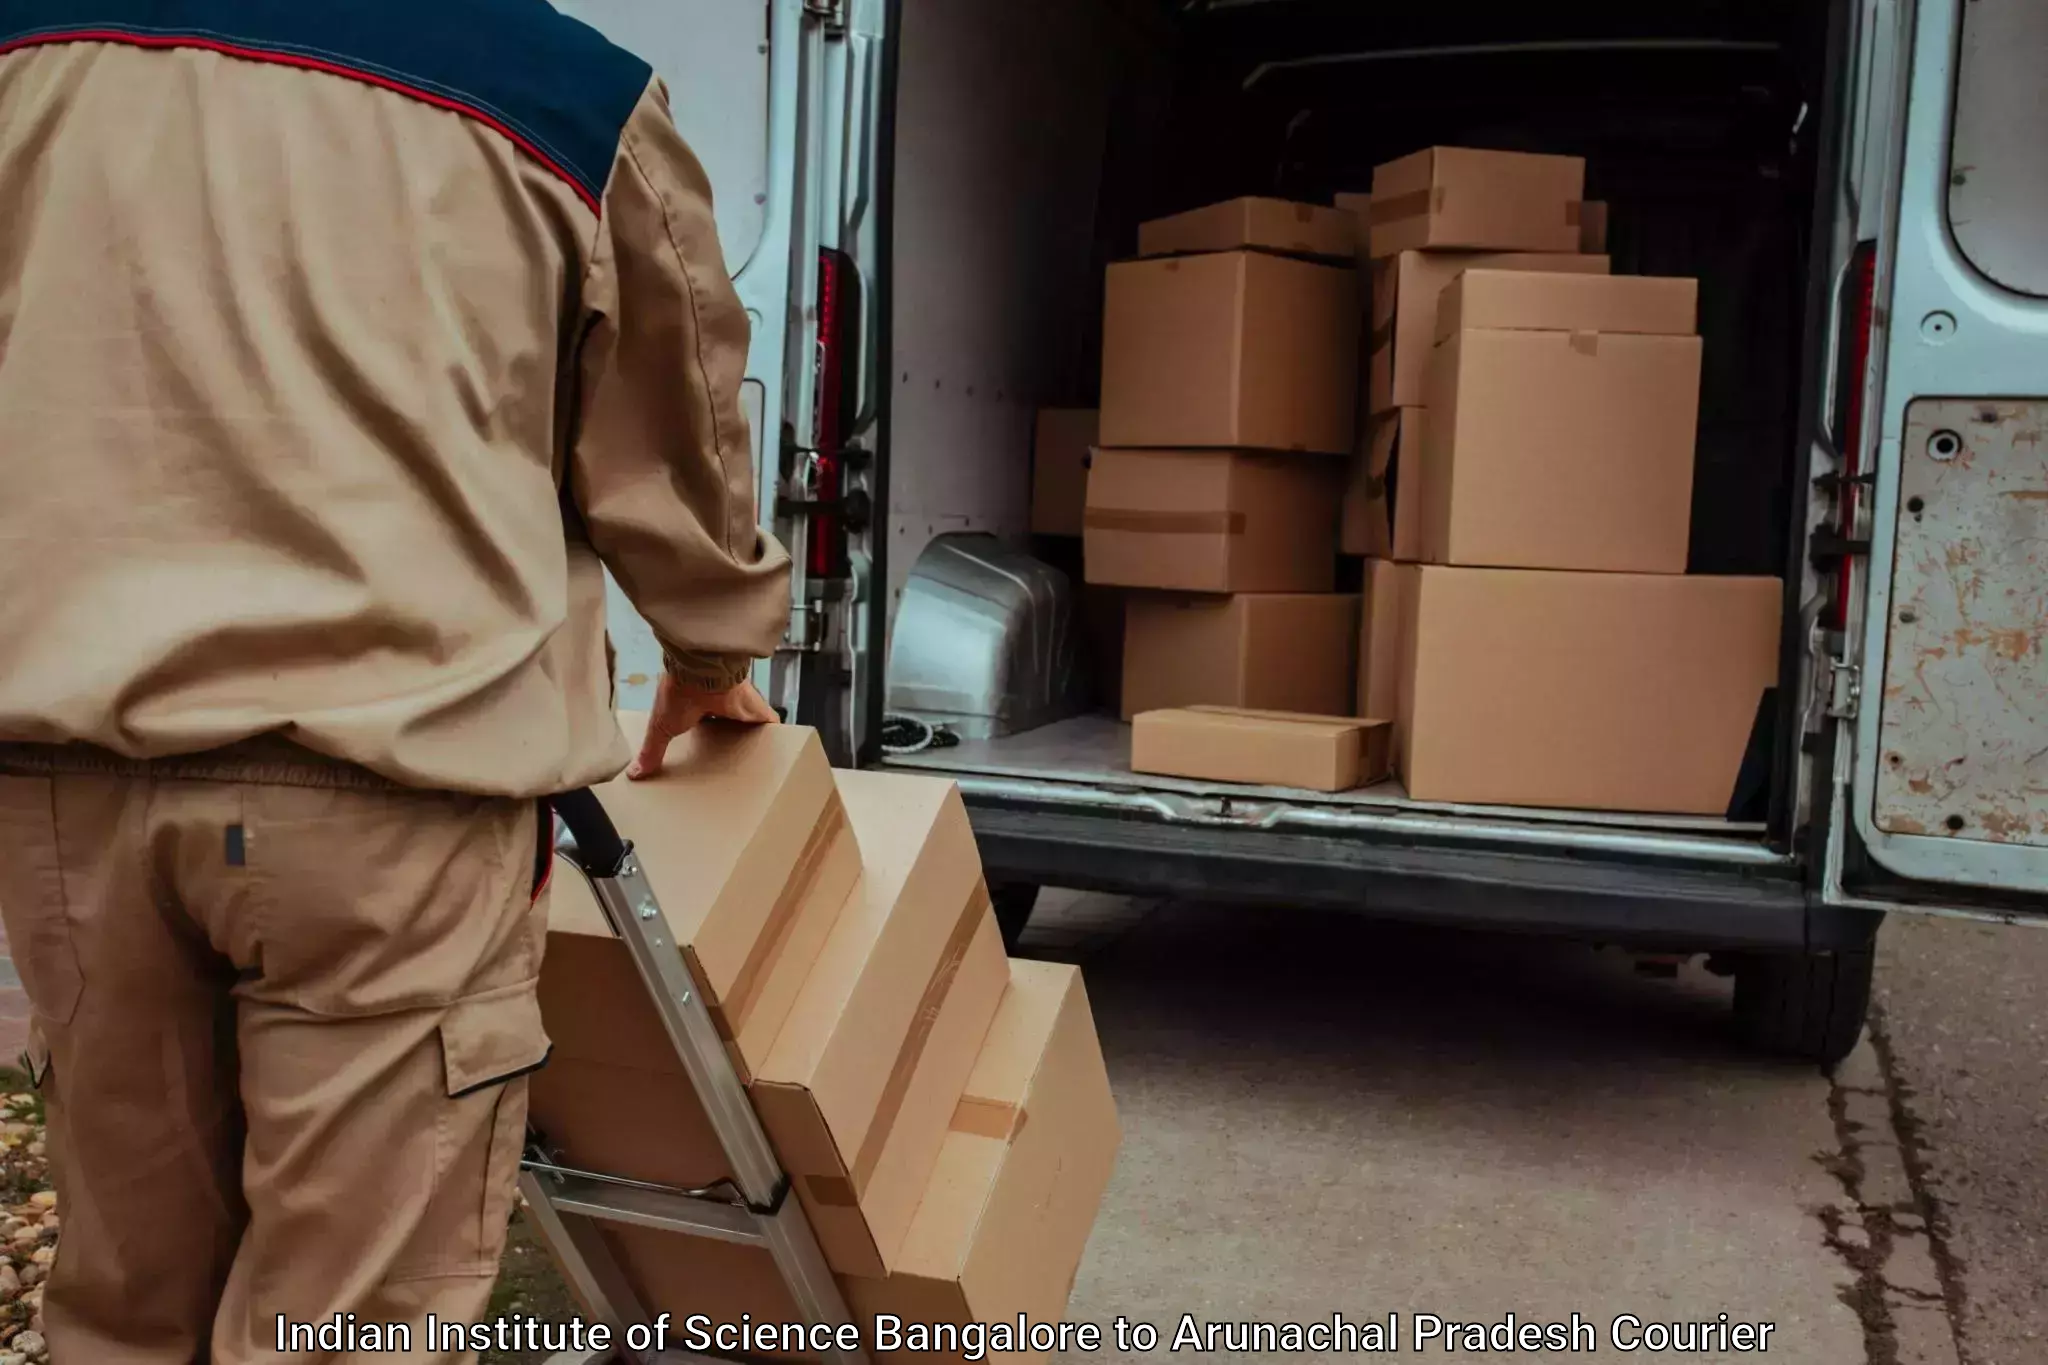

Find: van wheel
[991,882,1040,953]
[1730,945,1875,1069]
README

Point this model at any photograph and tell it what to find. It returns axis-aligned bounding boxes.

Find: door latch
[1826,659,1862,720]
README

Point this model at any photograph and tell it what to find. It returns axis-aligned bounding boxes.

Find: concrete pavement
[1873,914,2048,1365]
[1027,894,1870,1362]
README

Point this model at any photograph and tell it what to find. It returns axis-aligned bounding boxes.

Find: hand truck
[519,789,871,1365]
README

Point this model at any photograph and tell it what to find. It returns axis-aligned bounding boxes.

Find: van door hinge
[802,0,845,29]
[1826,658,1862,720]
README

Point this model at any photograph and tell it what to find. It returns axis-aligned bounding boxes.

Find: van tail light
[808,247,863,579]
[1824,240,1879,631]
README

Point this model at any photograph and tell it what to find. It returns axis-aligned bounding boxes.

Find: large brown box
[1086,448,1339,594]
[1341,409,1426,560]
[1131,706,1391,793]
[1029,408,1099,537]
[1100,250,1359,454]
[1368,146,1586,258]
[1422,270,1703,575]
[753,769,1009,1276]
[1395,567,1781,814]
[1122,592,1358,722]
[1137,196,1357,262]
[1369,250,1610,414]
[562,959,1121,1363]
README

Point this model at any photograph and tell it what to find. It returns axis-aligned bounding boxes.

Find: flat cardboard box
[1085,448,1339,594]
[1423,275,1703,574]
[1100,250,1359,454]
[1341,409,1426,560]
[1132,706,1391,792]
[753,769,1010,1277]
[1122,593,1359,722]
[1030,409,1098,537]
[561,959,1121,1365]
[1369,251,1610,414]
[1369,146,1586,258]
[1137,196,1357,262]
[1397,567,1781,814]
[1580,200,1609,253]
[1435,269,1696,341]
[1356,560,1416,761]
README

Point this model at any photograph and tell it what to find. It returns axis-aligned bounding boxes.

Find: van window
[1948,0,2048,297]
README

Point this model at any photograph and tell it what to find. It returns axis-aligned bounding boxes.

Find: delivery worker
[0,2,791,1360]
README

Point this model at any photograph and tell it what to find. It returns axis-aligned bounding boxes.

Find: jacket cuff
[662,649,752,693]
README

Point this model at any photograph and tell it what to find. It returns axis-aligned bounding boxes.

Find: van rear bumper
[964,799,1881,953]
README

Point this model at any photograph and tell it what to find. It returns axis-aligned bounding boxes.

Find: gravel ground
[0,1073,53,1364]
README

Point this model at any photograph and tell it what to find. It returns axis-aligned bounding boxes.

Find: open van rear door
[1829,0,2048,918]
[551,0,861,726]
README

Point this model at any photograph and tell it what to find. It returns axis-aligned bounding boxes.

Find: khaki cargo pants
[0,739,554,1364]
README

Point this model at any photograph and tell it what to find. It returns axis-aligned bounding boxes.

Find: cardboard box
[1434,269,1696,340]
[1368,146,1586,258]
[538,716,859,1082]
[753,769,1009,1276]
[1369,250,1610,414]
[1580,200,1609,253]
[1030,409,1098,537]
[1085,448,1339,594]
[1423,270,1703,574]
[1122,593,1358,722]
[1100,251,1359,454]
[563,959,1121,1364]
[1356,558,1415,738]
[529,720,862,1204]
[1397,567,1781,814]
[1137,196,1357,262]
[1132,706,1391,792]
[1341,409,1426,560]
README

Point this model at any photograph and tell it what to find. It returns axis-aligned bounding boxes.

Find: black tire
[990,882,1040,953]
[1730,944,1875,1069]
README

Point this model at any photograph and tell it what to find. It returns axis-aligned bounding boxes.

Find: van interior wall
[882,0,1167,613]
[883,0,1834,609]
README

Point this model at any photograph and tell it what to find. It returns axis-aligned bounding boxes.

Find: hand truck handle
[548,789,632,879]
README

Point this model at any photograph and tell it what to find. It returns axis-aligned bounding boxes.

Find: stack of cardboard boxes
[1023,147,1780,817]
[1082,197,1364,721]
[1353,149,1781,815]
[532,715,1121,1353]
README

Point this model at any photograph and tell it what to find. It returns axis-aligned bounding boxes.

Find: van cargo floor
[878,715,1764,839]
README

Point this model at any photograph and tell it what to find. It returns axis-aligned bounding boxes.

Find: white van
[559,0,2048,1066]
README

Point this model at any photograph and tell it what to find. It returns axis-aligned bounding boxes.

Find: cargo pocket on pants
[0,777,82,1027]
[388,986,552,1282]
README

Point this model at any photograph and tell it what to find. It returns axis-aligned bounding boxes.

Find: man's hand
[627,674,779,780]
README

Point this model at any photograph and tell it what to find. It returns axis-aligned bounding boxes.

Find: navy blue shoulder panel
[0,0,653,211]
